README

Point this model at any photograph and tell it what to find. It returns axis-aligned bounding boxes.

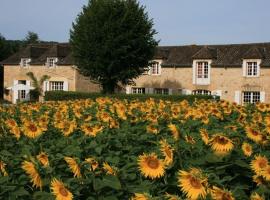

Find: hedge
[44,91,219,102]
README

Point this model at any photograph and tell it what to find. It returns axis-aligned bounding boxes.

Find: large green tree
[70,0,158,94]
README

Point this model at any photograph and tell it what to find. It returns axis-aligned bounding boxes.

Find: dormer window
[243,59,261,77]
[46,57,58,67]
[20,58,31,67]
[193,60,211,85]
[149,60,162,75]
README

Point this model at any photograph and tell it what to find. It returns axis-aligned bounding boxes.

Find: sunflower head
[159,139,174,166]
[250,155,269,175]
[210,134,234,156]
[138,153,165,179]
[178,168,208,200]
[250,192,265,200]
[37,152,49,167]
[51,178,73,200]
[211,186,234,200]
[64,157,82,178]
[241,142,253,157]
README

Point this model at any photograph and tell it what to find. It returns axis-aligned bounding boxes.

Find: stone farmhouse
[1,42,270,104]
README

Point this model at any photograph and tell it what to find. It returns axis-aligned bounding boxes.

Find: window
[193,90,211,95]
[247,62,258,76]
[154,88,169,95]
[243,59,260,77]
[243,91,260,104]
[149,61,161,75]
[193,60,211,85]
[47,57,58,67]
[132,87,145,94]
[197,62,208,78]
[50,81,64,91]
[18,80,26,85]
[20,58,31,67]
[18,90,26,100]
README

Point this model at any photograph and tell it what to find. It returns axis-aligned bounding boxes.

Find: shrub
[45,91,218,102]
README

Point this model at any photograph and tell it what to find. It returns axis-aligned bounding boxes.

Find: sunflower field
[0,98,270,200]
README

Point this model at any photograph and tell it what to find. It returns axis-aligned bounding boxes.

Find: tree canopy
[70,0,158,93]
[24,31,40,44]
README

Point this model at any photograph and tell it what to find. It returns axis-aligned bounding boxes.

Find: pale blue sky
[0,0,269,45]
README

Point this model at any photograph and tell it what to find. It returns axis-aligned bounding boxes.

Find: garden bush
[45,91,218,103]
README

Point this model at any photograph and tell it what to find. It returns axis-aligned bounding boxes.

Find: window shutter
[43,81,49,93]
[182,89,192,95]
[260,91,265,103]
[234,91,241,105]
[146,88,153,94]
[257,62,261,77]
[192,61,196,84]
[13,80,19,104]
[242,61,246,77]
[169,88,173,95]
[126,86,131,94]
[63,81,69,91]
[26,80,31,86]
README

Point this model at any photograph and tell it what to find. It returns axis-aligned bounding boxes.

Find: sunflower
[22,122,43,138]
[245,127,263,143]
[64,157,82,178]
[102,162,117,176]
[200,129,209,145]
[164,193,181,200]
[138,153,165,179]
[146,124,159,135]
[5,118,17,129]
[178,168,208,200]
[10,126,21,139]
[185,135,196,144]
[250,192,265,200]
[160,139,174,166]
[37,152,49,167]
[168,124,179,140]
[60,120,76,137]
[21,161,42,189]
[250,155,268,175]
[252,174,267,186]
[85,157,99,171]
[210,134,234,156]
[81,124,99,137]
[211,186,234,200]
[0,161,8,176]
[261,165,270,181]
[131,193,151,200]
[241,142,253,157]
[51,178,73,200]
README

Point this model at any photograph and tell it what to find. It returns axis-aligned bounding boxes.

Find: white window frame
[131,87,146,94]
[192,60,211,85]
[50,81,64,91]
[148,60,162,75]
[242,91,261,104]
[154,88,169,95]
[20,58,31,68]
[242,59,261,77]
[46,57,58,67]
[193,90,211,95]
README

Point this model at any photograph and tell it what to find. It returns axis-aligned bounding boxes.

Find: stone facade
[3,64,100,103]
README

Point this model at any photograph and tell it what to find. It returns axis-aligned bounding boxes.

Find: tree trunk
[102,81,116,94]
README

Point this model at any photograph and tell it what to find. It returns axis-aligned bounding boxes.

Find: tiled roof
[2,42,270,67]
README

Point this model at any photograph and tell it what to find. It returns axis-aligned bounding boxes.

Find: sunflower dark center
[251,130,259,136]
[146,158,159,169]
[258,160,267,168]
[189,177,202,189]
[217,137,228,145]
[59,186,68,197]
[28,124,37,132]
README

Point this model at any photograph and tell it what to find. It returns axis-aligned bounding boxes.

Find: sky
[0,0,270,46]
